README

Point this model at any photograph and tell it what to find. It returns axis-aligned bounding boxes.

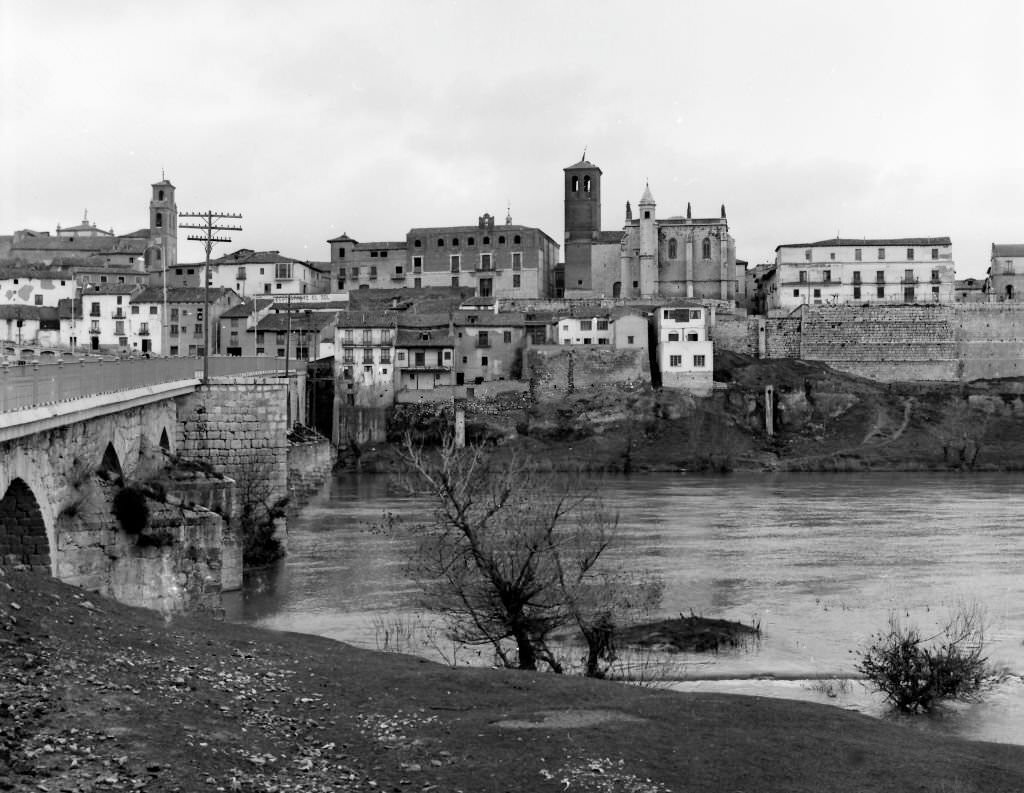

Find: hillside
[370,354,1024,473]
[3,566,1024,792]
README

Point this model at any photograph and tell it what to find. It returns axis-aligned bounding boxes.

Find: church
[562,157,738,301]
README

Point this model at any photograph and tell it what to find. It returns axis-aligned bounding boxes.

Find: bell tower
[563,157,602,242]
[148,179,177,274]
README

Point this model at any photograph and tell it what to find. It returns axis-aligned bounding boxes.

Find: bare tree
[391,435,661,674]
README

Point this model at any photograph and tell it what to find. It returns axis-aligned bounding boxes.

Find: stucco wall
[525,345,649,401]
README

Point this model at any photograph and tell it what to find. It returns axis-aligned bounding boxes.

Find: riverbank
[4,566,1024,792]
[350,355,1024,473]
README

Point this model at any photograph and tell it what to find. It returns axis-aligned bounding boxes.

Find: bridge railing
[0,356,290,414]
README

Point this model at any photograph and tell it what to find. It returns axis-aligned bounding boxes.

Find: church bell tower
[148,179,177,274]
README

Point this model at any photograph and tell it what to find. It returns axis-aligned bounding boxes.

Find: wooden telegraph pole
[178,210,243,381]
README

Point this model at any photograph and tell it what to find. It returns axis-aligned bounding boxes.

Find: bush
[112,486,149,534]
[856,602,990,713]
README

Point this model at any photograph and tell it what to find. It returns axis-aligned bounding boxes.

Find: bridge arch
[98,442,124,484]
[0,477,52,572]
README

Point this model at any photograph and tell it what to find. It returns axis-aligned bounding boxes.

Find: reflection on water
[225,471,1024,745]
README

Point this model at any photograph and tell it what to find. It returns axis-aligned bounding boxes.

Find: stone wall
[956,303,1024,381]
[175,376,289,588]
[525,345,649,401]
[712,316,755,356]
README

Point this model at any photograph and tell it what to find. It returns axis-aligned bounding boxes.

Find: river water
[224,471,1024,746]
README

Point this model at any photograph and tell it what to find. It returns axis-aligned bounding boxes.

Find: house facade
[132,286,241,357]
[334,312,399,408]
[764,237,955,312]
[175,249,329,297]
[988,244,1024,301]
[655,305,714,394]
[453,309,525,384]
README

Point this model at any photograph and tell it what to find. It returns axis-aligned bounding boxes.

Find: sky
[2,1,1023,278]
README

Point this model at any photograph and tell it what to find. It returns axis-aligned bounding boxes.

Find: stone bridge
[0,368,330,613]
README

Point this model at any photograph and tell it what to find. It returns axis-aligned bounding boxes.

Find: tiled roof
[991,244,1024,258]
[395,312,451,329]
[204,249,325,269]
[12,235,149,254]
[256,312,337,332]
[453,310,524,327]
[564,159,600,171]
[776,237,951,250]
[80,283,143,295]
[0,264,77,280]
[396,329,455,347]
[0,305,57,320]
[220,300,258,318]
[335,310,401,328]
[132,286,235,303]
[326,233,357,244]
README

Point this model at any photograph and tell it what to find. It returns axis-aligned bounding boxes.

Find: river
[224,471,1024,746]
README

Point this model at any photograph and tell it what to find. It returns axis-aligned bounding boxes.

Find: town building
[132,286,241,358]
[334,311,399,409]
[0,265,78,309]
[76,283,144,353]
[955,277,987,303]
[554,308,648,351]
[395,315,457,397]
[761,237,955,313]
[327,215,560,299]
[0,304,60,350]
[0,180,177,274]
[563,158,738,301]
[173,249,329,296]
[654,305,714,394]
[453,309,525,384]
[988,244,1024,301]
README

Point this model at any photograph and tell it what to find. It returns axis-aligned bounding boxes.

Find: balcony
[111,310,125,319]
[476,339,491,348]
[901,276,920,285]
[138,328,150,337]
[390,272,406,280]
[89,309,101,317]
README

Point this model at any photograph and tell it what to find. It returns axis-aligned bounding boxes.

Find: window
[793,289,799,297]
[414,277,422,288]
[467,237,475,246]
[670,355,682,367]
[627,336,634,344]
[511,252,522,271]
[799,271,807,283]
[853,271,861,284]
[668,238,677,259]
[414,239,422,248]
[413,256,422,272]
[90,301,100,316]
[579,319,592,331]
[702,238,711,259]
[876,271,885,283]
[932,286,940,300]
[503,330,512,344]
[598,338,609,345]
[643,211,650,219]
[194,324,202,336]
[668,332,680,342]
[855,248,862,261]
[853,287,861,299]
[450,255,460,273]
[878,248,886,260]
[596,319,608,330]
[907,248,915,260]
[904,269,915,283]
[478,331,490,348]
[437,238,445,247]
[338,248,345,258]
[34,295,42,306]
[823,270,831,282]
[115,321,125,335]
[1006,261,1016,274]
[170,324,179,336]
[480,253,492,270]
[362,329,373,344]
[686,332,699,341]
[451,238,459,247]
[414,351,425,367]
[830,252,836,261]
[498,235,506,245]
[931,269,940,283]
[363,347,373,364]
[381,329,393,344]
[156,212,163,227]
[514,234,521,244]
[931,248,939,260]
[170,346,178,356]
[129,304,138,314]
[512,274,521,288]
[813,288,821,299]
[380,349,391,363]
[150,306,157,315]
[369,266,377,279]
[451,276,459,287]
[693,355,706,368]
[877,286,885,298]
[483,236,490,245]
[380,250,388,258]
[481,355,489,366]
[804,249,812,261]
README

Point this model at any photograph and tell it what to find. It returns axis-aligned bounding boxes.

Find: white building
[76,284,144,353]
[988,244,1024,301]
[335,312,399,408]
[655,305,714,395]
[173,249,329,297]
[555,309,648,349]
[764,237,955,312]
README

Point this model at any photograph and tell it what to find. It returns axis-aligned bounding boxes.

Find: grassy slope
[2,568,1023,792]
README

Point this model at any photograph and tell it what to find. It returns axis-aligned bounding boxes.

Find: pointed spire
[625,201,632,221]
[686,202,692,219]
[721,204,727,219]
[639,181,655,205]
[83,209,88,224]
[505,201,512,225]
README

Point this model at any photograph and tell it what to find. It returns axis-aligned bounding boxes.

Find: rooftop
[776,237,952,251]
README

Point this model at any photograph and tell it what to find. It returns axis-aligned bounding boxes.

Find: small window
[452,238,459,247]
[805,249,812,261]
[668,238,677,259]
[693,355,706,368]
[877,286,885,298]
[481,355,489,366]
[799,270,807,283]
[793,289,799,297]
[483,236,490,245]
[907,248,915,260]
[370,251,378,258]
[670,355,682,367]
[830,252,836,261]
[931,248,939,260]
[513,274,521,288]
[414,239,422,248]
[498,235,506,245]
[156,212,163,227]
[823,270,831,282]
[131,305,139,314]
[467,237,475,245]
[596,319,608,330]
[853,286,861,300]
[437,238,445,247]
[150,306,157,315]
[627,335,634,344]
[878,248,886,260]
[668,332,680,342]
[513,235,521,244]
[579,319,592,331]
[34,295,42,306]
[855,248,862,261]
[702,238,711,259]
[503,330,511,343]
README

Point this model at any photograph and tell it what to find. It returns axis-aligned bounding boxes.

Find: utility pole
[178,210,242,381]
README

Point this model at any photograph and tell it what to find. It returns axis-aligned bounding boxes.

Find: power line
[178,209,243,382]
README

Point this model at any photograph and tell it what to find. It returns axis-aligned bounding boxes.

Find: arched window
[483,236,490,245]
[452,238,459,247]
[437,239,445,247]
[702,237,711,259]
[513,234,521,244]
[498,235,506,245]
[583,175,591,192]
[668,238,677,259]
[155,212,163,228]
[414,239,422,248]
[155,249,161,261]
[158,190,164,201]
[572,176,579,192]
[468,237,475,245]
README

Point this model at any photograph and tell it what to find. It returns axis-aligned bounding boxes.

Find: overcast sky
[2,1,1022,278]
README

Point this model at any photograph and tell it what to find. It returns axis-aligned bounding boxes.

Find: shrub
[112,486,149,535]
[856,602,989,713]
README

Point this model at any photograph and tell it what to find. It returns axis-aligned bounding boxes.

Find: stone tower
[563,157,603,294]
[147,179,177,274]
[638,183,657,297]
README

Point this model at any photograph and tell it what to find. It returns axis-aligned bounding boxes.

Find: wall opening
[159,428,170,451]
[0,478,51,570]
[98,443,124,485]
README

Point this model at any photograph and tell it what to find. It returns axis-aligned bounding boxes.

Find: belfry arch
[0,478,51,570]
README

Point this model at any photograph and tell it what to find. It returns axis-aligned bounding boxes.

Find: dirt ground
[3,566,1024,792]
